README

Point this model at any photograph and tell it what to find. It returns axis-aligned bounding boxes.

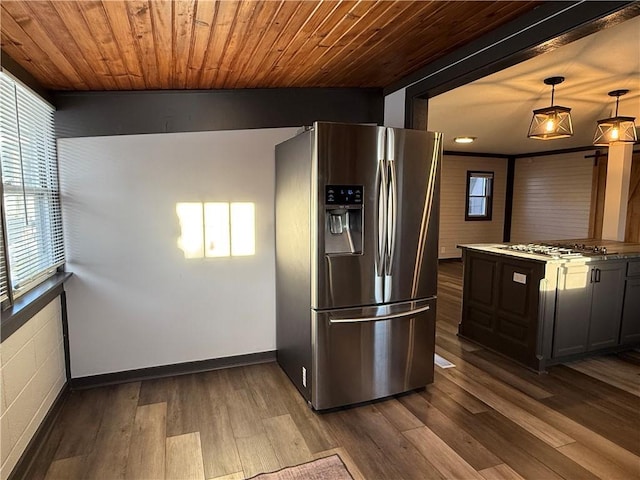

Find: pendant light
[593,89,637,146]
[527,76,573,140]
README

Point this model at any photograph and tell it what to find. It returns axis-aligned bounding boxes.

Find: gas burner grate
[502,243,615,258]
[554,243,613,255]
[503,243,583,258]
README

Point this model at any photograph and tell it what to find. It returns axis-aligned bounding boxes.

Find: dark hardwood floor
[30,261,640,479]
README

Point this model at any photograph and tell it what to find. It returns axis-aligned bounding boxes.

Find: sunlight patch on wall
[205,202,231,257]
[230,203,255,256]
[176,202,204,259]
[177,202,255,259]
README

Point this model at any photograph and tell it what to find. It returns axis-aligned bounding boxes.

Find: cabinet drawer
[628,261,640,277]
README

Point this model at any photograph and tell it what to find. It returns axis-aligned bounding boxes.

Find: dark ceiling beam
[389,1,640,128]
[443,145,602,159]
[0,49,54,105]
[53,88,384,138]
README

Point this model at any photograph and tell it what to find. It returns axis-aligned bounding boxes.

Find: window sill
[1,272,72,342]
[465,216,493,222]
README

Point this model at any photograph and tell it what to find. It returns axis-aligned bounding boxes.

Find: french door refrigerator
[275,122,442,410]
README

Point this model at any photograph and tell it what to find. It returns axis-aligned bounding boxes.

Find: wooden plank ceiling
[1,1,540,91]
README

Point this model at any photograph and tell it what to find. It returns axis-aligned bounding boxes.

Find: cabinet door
[553,265,591,357]
[620,277,640,345]
[588,262,626,350]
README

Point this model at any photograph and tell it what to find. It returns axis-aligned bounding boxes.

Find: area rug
[248,454,354,480]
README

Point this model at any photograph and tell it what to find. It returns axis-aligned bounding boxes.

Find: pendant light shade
[593,89,638,146]
[527,76,574,140]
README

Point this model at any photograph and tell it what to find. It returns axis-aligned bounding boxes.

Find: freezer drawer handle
[329,305,430,324]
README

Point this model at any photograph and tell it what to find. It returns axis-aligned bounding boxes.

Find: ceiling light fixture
[527,76,573,140]
[454,136,476,144]
[593,89,637,146]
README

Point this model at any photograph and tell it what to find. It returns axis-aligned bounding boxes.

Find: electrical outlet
[440,246,446,253]
[302,367,307,387]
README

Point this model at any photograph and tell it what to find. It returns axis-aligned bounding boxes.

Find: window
[0,71,64,299]
[465,171,493,221]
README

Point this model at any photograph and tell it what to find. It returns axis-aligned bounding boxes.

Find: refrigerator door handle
[375,157,387,277]
[329,304,430,324]
[386,158,397,275]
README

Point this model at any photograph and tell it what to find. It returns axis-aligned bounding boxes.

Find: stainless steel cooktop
[501,243,616,259]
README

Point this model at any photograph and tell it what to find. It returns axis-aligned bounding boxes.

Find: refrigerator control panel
[325,185,363,205]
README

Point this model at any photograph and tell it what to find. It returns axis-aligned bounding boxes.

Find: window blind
[0,71,64,296]
[0,216,7,303]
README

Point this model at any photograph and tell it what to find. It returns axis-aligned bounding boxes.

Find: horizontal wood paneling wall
[439,155,507,259]
[511,152,595,243]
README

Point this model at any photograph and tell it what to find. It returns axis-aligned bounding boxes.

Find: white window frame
[0,70,65,303]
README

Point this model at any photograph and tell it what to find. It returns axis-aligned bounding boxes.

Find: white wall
[511,152,594,242]
[58,128,298,378]
[439,155,507,259]
[0,299,65,480]
[384,88,406,128]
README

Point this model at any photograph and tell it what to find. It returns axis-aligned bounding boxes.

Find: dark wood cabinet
[552,261,625,357]
[553,265,591,357]
[460,247,640,372]
[620,260,640,345]
[459,250,547,370]
[587,262,625,350]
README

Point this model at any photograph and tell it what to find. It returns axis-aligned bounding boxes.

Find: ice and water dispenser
[324,185,363,255]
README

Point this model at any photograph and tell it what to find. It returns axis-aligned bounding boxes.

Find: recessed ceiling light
[454,136,476,144]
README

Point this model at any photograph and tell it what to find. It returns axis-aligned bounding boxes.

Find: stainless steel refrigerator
[275,122,441,410]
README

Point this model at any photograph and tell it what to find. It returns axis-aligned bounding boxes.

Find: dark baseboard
[7,382,70,480]
[438,258,463,263]
[69,350,277,390]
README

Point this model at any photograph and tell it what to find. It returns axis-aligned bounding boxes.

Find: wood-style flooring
[29,261,640,479]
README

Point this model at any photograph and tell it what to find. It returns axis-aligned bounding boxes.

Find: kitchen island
[457,240,640,372]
